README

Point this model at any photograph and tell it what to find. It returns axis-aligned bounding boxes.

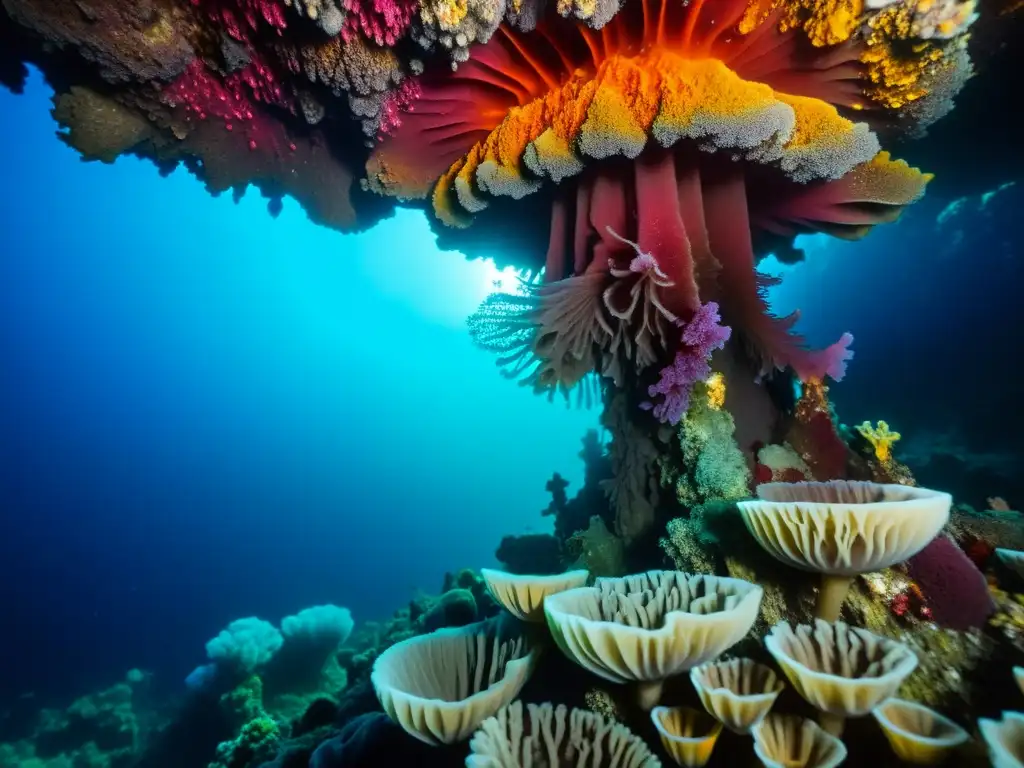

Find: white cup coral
[871,698,969,764]
[371,617,539,745]
[480,568,589,622]
[738,480,951,621]
[468,700,661,767]
[690,657,784,734]
[544,570,763,709]
[765,619,918,737]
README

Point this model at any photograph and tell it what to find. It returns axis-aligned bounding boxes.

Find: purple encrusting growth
[641,301,732,426]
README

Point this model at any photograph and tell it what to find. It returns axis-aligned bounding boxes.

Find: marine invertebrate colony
[372,0,970,408]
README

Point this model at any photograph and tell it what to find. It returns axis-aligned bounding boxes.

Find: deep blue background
[1,67,1020,711]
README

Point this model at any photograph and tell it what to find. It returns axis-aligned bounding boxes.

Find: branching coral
[856,419,901,462]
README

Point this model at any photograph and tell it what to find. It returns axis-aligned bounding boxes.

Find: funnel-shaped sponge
[980,711,1024,768]
[871,698,969,764]
[690,658,784,734]
[371,617,538,745]
[753,714,847,768]
[738,481,950,620]
[651,706,723,767]
[481,568,589,622]
[544,570,762,709]
[765,620,917,736]
[467,700,661,767]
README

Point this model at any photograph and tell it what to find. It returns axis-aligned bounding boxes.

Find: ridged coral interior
[753,714,847,768]
[469,701,660,768]
[755,479,939,505]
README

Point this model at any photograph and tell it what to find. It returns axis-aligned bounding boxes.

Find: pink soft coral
[642,301,731,425]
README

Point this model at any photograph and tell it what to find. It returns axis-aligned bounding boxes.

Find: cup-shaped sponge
[738,480,951,577]
[765,620,917,718]
[480,568,589,622]
[468,700,661,767]
[371,617,538,746]
[544,570,762,708]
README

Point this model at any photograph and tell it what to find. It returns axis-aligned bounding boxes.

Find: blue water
[1,66,1020,711]
[0,68,599,704]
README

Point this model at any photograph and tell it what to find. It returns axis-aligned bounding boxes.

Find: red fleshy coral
[342,0,417,47]
[905,535,995,631]
[784,380,849,480]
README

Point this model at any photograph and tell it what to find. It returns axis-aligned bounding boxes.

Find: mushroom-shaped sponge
[980,712,1024,768]
[544,570,763,709]
[765,620,918,736]
[371,618,539,745]
[737,481,951,620]
[753,714,848,768]
[871,698,969,764]
[467,700,661,767]
[480,568,589,622]
[690,658,784,734]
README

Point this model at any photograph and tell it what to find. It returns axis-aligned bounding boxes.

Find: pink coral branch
[703,160,853,383]
[342,0,417,46]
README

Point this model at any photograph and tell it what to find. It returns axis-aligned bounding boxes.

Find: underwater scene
[1,0,1023,766]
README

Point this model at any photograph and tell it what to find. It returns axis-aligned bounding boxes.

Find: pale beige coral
[544,570,763,709]
[738,480,951,620]
[765,619,918,736]
[370,618,538,745]
[752,714,848,768]
[871,698,969,764]
[979,712,1024,768]
[650,706,722,768]
[757,443,812,481]
[480,568,589,622]
[467,700,661,767]
[689,658,784,734]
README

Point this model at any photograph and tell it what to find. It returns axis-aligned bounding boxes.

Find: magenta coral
[342,0,417,46]
[378,79,422,139]
[905,534,995,631]
[641,301,731,426]
[191,0,289,42]
[163,57,294,151]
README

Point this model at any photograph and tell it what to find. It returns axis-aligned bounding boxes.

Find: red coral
[905,535,995,631]
[783,380,849,480]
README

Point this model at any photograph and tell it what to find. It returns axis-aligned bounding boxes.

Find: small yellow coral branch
[705,373,726,410]
[857,419,902,462]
